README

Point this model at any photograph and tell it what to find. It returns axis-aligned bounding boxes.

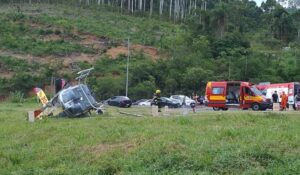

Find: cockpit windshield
[62,90,76,103]
[251,86,263,96]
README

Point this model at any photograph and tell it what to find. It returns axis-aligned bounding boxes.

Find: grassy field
[0,102,299,174]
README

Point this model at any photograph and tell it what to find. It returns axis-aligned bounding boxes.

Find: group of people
[272,91,300,111]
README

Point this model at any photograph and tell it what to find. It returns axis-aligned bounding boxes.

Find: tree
[182,67,213,93]
[261,0,277,13]
[271,6,297,43]
[210,3,228,38]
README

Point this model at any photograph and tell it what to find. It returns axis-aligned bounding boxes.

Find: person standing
[272,91,279,103]
[295,91,300,111]
[182,95,186,106]
[192,93,197,103]
[280,91,288,111]
[191,93,197,113]
[153,90,162,112]
[190,102,196,113]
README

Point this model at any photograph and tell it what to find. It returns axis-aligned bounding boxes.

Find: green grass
[0,102,299,174]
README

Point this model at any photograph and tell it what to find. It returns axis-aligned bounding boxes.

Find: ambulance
[205,81,272,111]
[256,82,300,110]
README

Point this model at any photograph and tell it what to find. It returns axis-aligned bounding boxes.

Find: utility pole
[245,56,248,79]
[228,57,231,80]
[126,37,130,97]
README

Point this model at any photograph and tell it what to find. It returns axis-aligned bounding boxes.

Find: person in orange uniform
[280,91,288,111]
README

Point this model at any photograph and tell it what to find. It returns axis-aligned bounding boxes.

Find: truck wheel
[213,107,220,111]
[222,108,228,111]
[252,103,260,111]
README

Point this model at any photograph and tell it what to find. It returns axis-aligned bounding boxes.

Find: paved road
[132,105,298,113]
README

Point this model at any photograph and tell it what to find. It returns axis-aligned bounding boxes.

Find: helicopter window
[62,91,76,103]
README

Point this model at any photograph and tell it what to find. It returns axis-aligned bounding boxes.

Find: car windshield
[171,96,180,99]
[251,86,263,96]
[161,97,168,101]
[165,98,172,103]
[179,95,192,101]
[118,96,129,100]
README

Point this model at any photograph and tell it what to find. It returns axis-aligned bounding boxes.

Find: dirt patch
[96,44,160,60]
[106,44,158,59]
[29,22,111,52]
[132,44,158,59]
[26,20,160,56]
[41,34,62,41]
[85,141,137,157]
[59,53,100,69]
[79,34,109,50]
[112,71,121,77]
[29,22,43,28]
[29,22,63,34]
[0,50,98,68]
[106,46,128,59]
[0,71,14,78]
[0,49,50,64]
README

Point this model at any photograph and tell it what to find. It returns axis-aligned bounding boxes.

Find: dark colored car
[151,97,181,108]
[107,96,132,108]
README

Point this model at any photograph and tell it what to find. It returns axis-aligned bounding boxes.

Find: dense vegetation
[0,103,299,174]
[1,2,300,174]
[0,0,300,100]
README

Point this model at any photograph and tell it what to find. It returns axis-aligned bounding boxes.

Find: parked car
[132,99,147,105]
[138,99,152,106]
[169,98,182,105]
[170,95,196,106]
[151,97,181,108]
[106,96,132,108]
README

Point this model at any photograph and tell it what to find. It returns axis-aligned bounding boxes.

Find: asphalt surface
[132,105,298,113]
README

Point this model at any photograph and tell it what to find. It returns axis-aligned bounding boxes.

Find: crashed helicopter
[32,68,104,119]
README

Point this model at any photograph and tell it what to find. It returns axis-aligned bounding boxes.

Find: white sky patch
[253,0,266,6]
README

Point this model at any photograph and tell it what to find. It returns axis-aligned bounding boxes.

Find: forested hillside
[0,0,299,100]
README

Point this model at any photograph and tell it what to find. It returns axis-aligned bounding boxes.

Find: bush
[9,91,25,103]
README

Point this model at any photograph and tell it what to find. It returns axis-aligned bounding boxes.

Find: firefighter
[153,90,162,112]
[280,91,288,111]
